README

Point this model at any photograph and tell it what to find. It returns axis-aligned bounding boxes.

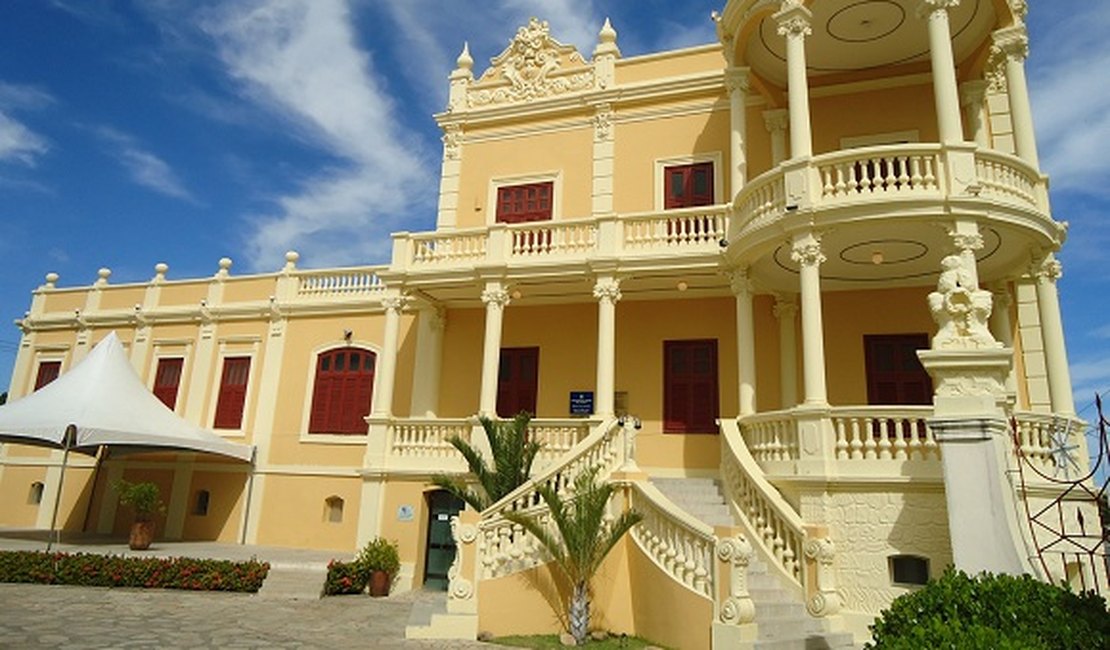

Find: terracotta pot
[368,570,391,597]
[129,520,155,550]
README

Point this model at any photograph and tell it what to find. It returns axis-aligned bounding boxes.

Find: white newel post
[593,277,621,418]
[1033,254,1074,415]
[726,66,750,195]
[478,283,511,417]
[775,1,814,159]
[993,26,1040,168]
[921,0,965,145]
[774,295,799,409]
[730,269,757,417]
[792,233,828,406]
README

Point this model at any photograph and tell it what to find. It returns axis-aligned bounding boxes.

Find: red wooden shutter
[497,347,539,417]
[864,334,932,405]
[308,349,375,434]
[153,358,184,410]
[664,340,719,433]
[496,182,553,223]
[34,361,62,390]
[213,357,251,429]
[664,162,714,209]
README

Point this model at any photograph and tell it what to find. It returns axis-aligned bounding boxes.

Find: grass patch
[491,634,663,649]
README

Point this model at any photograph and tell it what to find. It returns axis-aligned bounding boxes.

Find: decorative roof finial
[599,17,617,45]
[457,42,473,72]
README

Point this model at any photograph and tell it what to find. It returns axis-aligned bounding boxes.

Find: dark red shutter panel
[153,358,184,410]
[497,347,539,417]
[308,349,375,434]
[496,182,554,223]
[34,361,62,390]
[664,162,714,209]
[214,357,250,429]
[664,340,719,433]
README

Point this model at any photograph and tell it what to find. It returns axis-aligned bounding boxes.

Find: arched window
[308,348,375,434]
[325,496,344,523]
[28,482,45,505]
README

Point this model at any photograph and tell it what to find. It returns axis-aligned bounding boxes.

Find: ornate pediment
[469,18,594,106]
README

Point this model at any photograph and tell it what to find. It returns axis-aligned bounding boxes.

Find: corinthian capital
[724,67,751,95]
[726,267,753,296]
[592,277,622,303]
[1032,254,1063,283]
[381,294,408,312]
[992,25,1029,63]
[480,287,512,308]
[775,0,812,38]
[791,234,825,268]
[918,0,960,18]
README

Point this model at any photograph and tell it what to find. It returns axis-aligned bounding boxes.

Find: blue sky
[0,0,1107,431]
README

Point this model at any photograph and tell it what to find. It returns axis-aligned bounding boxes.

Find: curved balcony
[726,143,1061,293]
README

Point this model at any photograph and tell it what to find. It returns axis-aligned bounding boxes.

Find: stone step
[404,595,479,640]
[256,564,327,600]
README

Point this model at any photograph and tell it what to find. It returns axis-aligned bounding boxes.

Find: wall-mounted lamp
[511,289,522,300]
[676,281,688,292]
[343,329,353,343]
[871,251,884,265]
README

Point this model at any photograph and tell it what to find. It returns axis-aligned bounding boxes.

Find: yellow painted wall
[502,303,597,418]
[455,126,593,228]
[379,480,438,580]
[811,83,939,155]
[254,473,361,551]
[0,465,50,526]
[626,536,714,650]
[98,286,147,312]
[157,282,208,307]
[616,45,723,86]
[613,105,730,214]
[40,291,86,314]
[439,307,483,417]
[182,470,248,542]
[822,286,935,406]
[222,276,277,304]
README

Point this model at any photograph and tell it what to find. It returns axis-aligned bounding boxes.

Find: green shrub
[112,480,163,521]
[355,537,400,576]
[323,559,367,595]
[867,568,1110,649]
[0,551,269,592]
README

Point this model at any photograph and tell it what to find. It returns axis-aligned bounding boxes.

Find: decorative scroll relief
[927,255,997,350]
[448,517,476,601]
[469,18,594,106]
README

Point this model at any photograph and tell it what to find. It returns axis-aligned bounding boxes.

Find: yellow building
[0,1,1100,647]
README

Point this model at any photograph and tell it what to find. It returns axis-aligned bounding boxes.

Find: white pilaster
[409,305,446,417]
[592,103,615,216]
[763,109,789,167]
[993,26,1039,168]
[959,80,989,147]
[989,283,1018,395]
[775,1,813,159]
[163,455,195,540]
[478,283,511,417]
[726,67,750,194]
[730,269,758,416]
[920,0,966,145]
[1033,255,1074,415]
[792,233,828,405]
[437,124,463,230]
[371,293,406,418]
[774,295,799,409]
[593,277,621,418]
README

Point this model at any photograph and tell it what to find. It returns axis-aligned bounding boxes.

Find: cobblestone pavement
[0,583,493,649]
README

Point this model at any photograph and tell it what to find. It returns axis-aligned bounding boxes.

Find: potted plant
[356,537,400,597]
[113,480,163,550]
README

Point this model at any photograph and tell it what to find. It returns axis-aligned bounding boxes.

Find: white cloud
[0,82,52,166]
[198,0,434,269]
[95,126,194,201]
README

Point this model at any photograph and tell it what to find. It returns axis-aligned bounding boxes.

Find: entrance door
[664,339,719,433]
[864,334,932,405]
[423,490,466,590]
[497,347,539,417]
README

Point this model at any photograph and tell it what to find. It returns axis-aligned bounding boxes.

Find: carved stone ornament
[773,296,798,320]
[442,125,462,160]
[593,104,613,142]
[927,255,998,350]
[481,287,512,308]
[724,67,751,95]
[1033,255,1063,283]
[469,18,593,107]
[992,26,1029,63]
[727,268,754,296]
[791,240,826,268]
[950,232,984,253]
[381,295,408,312]
[776,15,812,38]
[592,278,622,303]
[918,0,961,18]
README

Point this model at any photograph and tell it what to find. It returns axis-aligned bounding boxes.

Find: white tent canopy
[0,332,254,462]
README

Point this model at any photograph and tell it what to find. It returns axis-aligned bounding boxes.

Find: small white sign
[397,505,414,522]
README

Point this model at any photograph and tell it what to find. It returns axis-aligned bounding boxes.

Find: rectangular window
[864,334,932,405]
[497,347,539,417]
[153,358,184,410]
[34,361,61,391]
[663,340,719,433]
[664,162,714,209]
[496,182,553,223]
[213,357,251,429]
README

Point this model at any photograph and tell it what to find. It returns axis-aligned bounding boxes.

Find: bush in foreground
[867,568,1110,649]
[323,559,367,595]
[0,550,269,592]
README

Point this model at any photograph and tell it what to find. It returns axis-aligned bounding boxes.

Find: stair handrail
[719,418,807,592]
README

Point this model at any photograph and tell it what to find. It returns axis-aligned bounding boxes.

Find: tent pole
[239,447,258,545]
[80,445,107,533]
[46,424,76,551]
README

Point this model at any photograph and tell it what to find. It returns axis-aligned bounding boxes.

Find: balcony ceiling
[744,0,997,86]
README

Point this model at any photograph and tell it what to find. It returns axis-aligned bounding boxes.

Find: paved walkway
[0,530,493,649]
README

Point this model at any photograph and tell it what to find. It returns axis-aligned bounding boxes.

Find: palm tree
[504,467,642,645]
[432,412,541,511]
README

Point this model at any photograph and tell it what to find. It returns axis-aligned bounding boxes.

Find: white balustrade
[829,406,937,461]
[410,231,488,266]
[622,206,729,251]
[975,150,1040,209]
[528,419,592,465]
[817,145,941,200]
[626,481,717,598]
[296,268,386,298]
[1012,411,1087,478]
[510,222,597,258]
[388,418,472,458]
[738,411,798,462]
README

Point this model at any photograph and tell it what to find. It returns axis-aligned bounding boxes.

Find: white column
[593,277,621,418]
[478,283,511,417]
[989,283,1018,395]
[993,26,1040,168]
[763,109,789,167]
[726,67,750,194]
[730,269,758,416]
[371,293,406,418]
[774,295,799,408]
[409,305,446,417]
[792,232,828,405]
[1033,255,1074,415]
[960,80,989,147]
[921,0,966,145]
[775,1,814,159]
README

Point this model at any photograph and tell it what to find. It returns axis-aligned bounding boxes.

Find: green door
[423,490,465,590]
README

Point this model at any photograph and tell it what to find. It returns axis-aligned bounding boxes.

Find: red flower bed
[0,551,269,592]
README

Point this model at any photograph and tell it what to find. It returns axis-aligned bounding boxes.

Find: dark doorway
[423,490,466,590]
[663,339,720,433]
[497,347,539,417]
[864,334,932,405]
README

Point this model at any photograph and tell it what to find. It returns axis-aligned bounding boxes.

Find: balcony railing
[392,205,730,273]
